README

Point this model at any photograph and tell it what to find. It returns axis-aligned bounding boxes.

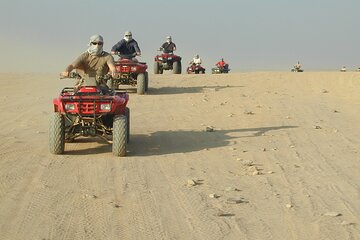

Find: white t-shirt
[193,57,202,65]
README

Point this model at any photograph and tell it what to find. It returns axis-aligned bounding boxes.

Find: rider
[294,61,302,71]
[160,36,176,54]
[111,31,141,61]
[60,34,116,92]
[189,54,202,66]
[216,58,228,69]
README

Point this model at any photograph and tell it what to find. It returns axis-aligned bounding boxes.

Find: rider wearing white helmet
[160,35,176,54]
[190,54,202,66]
[111,31,141,60]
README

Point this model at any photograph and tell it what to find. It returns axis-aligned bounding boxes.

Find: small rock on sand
[226,197,248,204]
[324,212,342,217]
[225,187,241,192]
[205,126,214,132]
[209,193,220,198]
[186,179,197,187]
[241,160,254,166]
[341,221,355,226]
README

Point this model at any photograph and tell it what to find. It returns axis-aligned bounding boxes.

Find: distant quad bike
[291,68,303,72]
[49,72,130,157]
[108,53,149,94]
[211,65,230,74]
[154,51,182,74]
[187,64,206,74]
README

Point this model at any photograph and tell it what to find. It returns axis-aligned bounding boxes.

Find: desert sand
[0,71,359,239]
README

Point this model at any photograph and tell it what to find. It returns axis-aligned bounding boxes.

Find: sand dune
[0,71,359,239]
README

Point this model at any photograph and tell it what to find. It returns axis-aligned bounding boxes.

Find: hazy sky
[1,0,359,72]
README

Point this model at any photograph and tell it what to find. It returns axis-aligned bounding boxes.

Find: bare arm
[107,56,117,76]
[60,64,75,77]
[134,42,141,56]
[60,53,85,78]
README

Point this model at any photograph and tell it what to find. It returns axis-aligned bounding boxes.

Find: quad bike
[108,53,149,94]
[154,51,182,74]
[186,64,205,74]
[49,72,130,157]
[291,68,304,72]
[211,65,230,74]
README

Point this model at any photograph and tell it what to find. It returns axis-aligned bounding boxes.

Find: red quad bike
[49,72,130,157]
[187,64,206,74]
[154,51,182,74]
[211,65,230,74]
[108,53,149,95]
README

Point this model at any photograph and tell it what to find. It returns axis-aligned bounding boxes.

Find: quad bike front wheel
[154,62,160,74]
[173,61,182,74]
[49,112,65,154]
[145,72,149,92]
[137,73,146,95]
[112,115,127,157]
[125,107,130,143]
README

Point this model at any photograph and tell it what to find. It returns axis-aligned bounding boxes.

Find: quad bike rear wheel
[137,73,146,95]
[49,112,65,154]
[112,115,127,156]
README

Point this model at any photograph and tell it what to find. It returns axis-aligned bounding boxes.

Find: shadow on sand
[64,137,112,155]
[63,125,297,156]
[147,85,244,95]
[127,125,298,156]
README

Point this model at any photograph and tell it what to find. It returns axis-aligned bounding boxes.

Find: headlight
[158,57,163,60]
[100,103,111,111]
[131,66,137,71]
[65,103,75,111]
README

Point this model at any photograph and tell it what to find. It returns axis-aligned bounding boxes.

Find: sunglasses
[91,42,103,45]
[125,35,132,37]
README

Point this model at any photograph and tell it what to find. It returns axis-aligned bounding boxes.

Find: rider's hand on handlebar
[111,71,119,78]
[60,71,69,78]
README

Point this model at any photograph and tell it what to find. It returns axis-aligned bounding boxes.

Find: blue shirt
[161,42,176,53]
[111,39,141,55]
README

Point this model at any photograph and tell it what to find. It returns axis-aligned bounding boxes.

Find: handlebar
[59,72,112,81]
[59,72,81,79]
